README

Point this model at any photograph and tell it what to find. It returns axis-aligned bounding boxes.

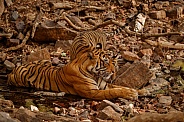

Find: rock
[170,35,183,43]
[149,10,166,19]
[159,96,172,105]
[33,20,77,42]
[154,2,163,10]
[4,60,15,70]
[98,100,124,113]
[120,103,140,118]
[116,62,131,76]
[104,12,116,21]
[140,49,153,56]
[55,40,73,51]
[69,107,79,116]
[115,62,152,89]
[54,107,61,114]
[81,0,88,6]
[5,0,13,7]
[17,32,24,40]
[148,27,163,34]
[30,105,39,112]
[52,57,60,65]
[79,110,89,120]
[121,51,140,61]
[26,13,36,21]
[15,108,42,122]
[0,112,19,122]
[33,91,65,97]
[15,20,25,32]
[134,13,146,32]
[81,119,91,122]
[26,48,51,63]
[67,15,85,28]
[15,108,78,122]
[153,1,169,10]
[76,0,81,2]
[166,55,172,60]
[166,7,183,19]
[144,78,169,95]
[6,39,20,47]
[0,99,14,109]
[126,111,184,122]
[117,0,132,8]
[140,55,151,68]
[0,52,7,63]
[97,106,121,121]
[141,3,149,12]
[11,11,19,21]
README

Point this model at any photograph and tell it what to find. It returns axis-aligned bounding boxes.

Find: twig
[5,31,31,52]
[0,33,13,38]
[88,19,97,26]
[57,21,79,35]
[62,12,88,31]
[124,26,182,38]
[31,10,43,38]
[67,6,107,13]
[51,2,73,9]
[80,16,97,20]
[144,39,184,50]
[84,6,107,11]
[0,0,4,17]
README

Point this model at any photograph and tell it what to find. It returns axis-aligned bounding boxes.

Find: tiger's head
[70,49,118,83]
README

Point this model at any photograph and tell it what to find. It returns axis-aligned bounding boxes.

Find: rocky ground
[0,0,184,122]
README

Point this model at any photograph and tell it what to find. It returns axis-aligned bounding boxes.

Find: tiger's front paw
[122,87,138,100]
[138,88,150,96]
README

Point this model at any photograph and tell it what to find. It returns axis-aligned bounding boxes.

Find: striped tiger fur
[70,30,107,61]
[70,30,118,83]
[7,50,138,100]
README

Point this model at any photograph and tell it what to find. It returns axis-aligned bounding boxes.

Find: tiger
[70,30,118,83]
[7,49,138,100]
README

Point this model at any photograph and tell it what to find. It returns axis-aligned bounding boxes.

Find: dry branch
[51,2,73,9]
[0,0,4,17]
[90,20,115,30]
[144,39,184,50]
[124,27,183,38]
[31,11,43,38]
[62,12,88,31]
[84,6,107,11]
[0,33,13,38]
[5,31,31,52]
[67,6,107,13]
[80,16,97,20]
